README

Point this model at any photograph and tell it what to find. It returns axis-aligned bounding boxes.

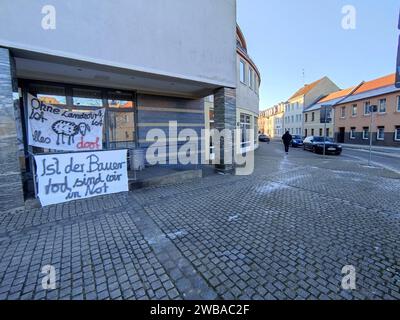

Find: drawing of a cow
[51,121,90,145]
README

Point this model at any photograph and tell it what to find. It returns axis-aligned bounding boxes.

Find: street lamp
[368,105,378,166]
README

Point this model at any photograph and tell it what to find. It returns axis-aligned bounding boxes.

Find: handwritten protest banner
[34,150,129,206]
[27,93,104,151]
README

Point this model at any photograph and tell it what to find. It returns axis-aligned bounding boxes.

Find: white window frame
[352,104,357,117]
[240,60,246,84]
[350,128,356,140]
[249,68,253,90]
[378,99,386,113]
[376,127,385,141]
[362,127,369,140]
[395,127,400,141]
[364,101,371,115]
[341,106,346,118]
[397,96,400,112]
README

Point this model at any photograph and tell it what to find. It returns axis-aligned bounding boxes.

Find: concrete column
[213,87,236,173]
[0,47,25,212]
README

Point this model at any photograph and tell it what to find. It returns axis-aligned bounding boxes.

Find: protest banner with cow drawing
[27,93,105,151]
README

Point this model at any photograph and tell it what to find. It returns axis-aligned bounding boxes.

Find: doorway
[338,127,345,143]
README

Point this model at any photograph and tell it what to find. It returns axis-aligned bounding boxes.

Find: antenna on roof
[302,68,305,86]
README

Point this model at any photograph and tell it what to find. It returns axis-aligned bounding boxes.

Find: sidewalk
[341,143,400,157]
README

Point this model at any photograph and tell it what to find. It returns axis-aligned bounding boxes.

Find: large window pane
[73,88,103,107]
[108,91,134,109]
[29,84,67,106]
[108,110,135,149]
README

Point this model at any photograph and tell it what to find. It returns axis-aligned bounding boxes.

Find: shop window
[72,88,103,107]
[107,91,135,109]
[29,83,67,106]
[240,113,252,148]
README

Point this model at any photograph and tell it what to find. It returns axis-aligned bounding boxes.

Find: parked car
[303,136,342,155]
[290,135,304,147]
[258,134,270,143]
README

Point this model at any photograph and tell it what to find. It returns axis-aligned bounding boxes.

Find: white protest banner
[27,93,104,151]
[34,149,129,206]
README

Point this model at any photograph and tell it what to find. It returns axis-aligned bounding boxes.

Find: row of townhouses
[259,74,400,147]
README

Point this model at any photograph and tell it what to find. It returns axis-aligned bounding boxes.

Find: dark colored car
[290,135,304,147]
[303,136,342,155]
[258,134,270,143]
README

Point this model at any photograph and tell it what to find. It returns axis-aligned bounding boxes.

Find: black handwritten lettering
[41,157,60,176]
[87,154,125,173]
[73,173,104,188]
[64,157,85,174]
[85,182,109,196]
[44,176,71,195]
[32,130,51,144]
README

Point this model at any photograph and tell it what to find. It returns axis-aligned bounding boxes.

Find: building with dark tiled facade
[0,0,242,211]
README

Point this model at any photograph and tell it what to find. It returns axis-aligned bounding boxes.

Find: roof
[352,73,395,95]
[337,73,398,105]
[288,77,327,101]
[305,74,398,111]
[318,86,357,103]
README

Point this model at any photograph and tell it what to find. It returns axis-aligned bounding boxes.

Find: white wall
[0,0,237,88]
[236,55,259,115]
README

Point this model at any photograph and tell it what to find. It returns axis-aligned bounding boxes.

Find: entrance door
[106,91,136,150]
[338,127,345,143]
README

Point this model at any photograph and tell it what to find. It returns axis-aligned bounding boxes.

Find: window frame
[239,59,246,84]
[341,106,346,118]
[24,79,138,152]
[378,98,387,114]
[364,101,371,115]
[351,104,357,117]
[397,96,400,112]
[362,127,369,140]
[350,127,356,140]
[376,127,385,141]
[395,127,400,141]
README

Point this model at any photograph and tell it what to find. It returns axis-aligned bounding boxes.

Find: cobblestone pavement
[0,142,399,300]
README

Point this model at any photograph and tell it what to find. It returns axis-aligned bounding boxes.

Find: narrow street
[342,148,400,174]
[0,142,399,300]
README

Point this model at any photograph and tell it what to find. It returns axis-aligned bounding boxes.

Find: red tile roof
[352,73,395,95]
[288,77,327,101]
[318,86,357,103]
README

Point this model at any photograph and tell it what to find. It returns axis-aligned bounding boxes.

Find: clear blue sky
[237,0,399,110]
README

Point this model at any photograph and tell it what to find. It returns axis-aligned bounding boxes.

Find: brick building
[334,74,400,147]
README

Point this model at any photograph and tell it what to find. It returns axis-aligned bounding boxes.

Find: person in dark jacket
[282,131,293,154]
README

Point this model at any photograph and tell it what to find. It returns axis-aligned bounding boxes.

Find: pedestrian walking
[282,131,293,155]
